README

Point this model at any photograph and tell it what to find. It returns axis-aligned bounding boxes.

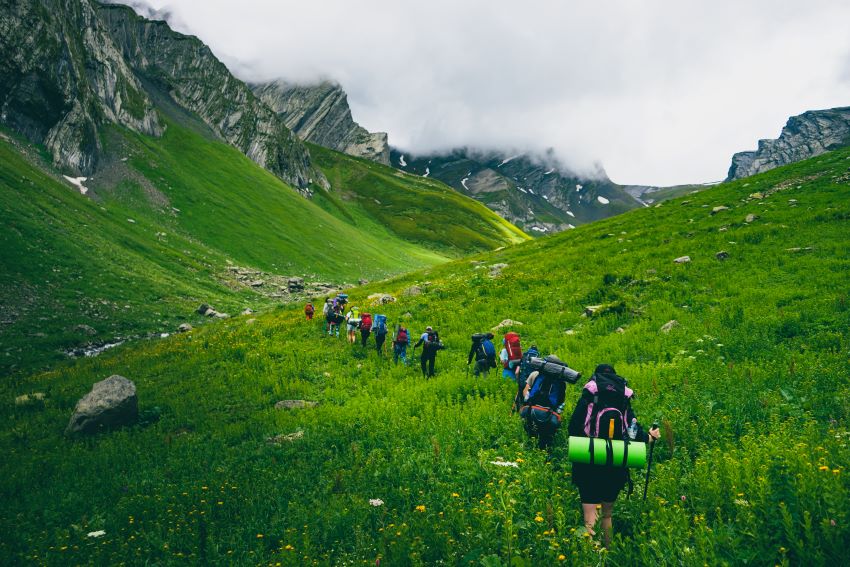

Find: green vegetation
[2,143,848,564]
[1,117,525,376]
[309,143,528,253]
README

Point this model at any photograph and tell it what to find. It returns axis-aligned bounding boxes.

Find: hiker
[414,326,443,378]
[467,332,496,377]
[321,298,332,333]
[373,314,389,355]
[328,303,342,337]
[359,312,373,347]
[304,302,315,321]
[500,332,523,382]
[345,306,361,344]
[517,353,579,449]
[567,363,660,547]
[393,324,410,365]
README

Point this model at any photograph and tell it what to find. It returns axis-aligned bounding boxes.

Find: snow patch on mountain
[63,175,89,195]
[597,196,610,205]
[497,155,519,167]
[398,154,407,167]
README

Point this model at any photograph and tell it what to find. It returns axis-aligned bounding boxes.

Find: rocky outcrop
[96,4,324,194]
[0,0,161,175]
[66,375,138,435]
[252,80,390,165]
[727,107,850,181]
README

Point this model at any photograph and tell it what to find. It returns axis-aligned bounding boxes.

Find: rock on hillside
[390,147,641,234]
[97,3,325,193]
[252,80,390,166]
[0,0,161,175]
[727,107,850,181]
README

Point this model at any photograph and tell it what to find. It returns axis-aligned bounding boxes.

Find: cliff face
[727,107,850,181]
[390,148,641,234]
[252,80,390,166]
[96,4,323,193]
[0,0,323,193]
[0,0,161,175]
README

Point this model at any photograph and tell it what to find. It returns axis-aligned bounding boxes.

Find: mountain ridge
[727,106,850,181]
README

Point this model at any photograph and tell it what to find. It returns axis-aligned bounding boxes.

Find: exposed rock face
[252,80,390,165]
[97,4,324,194]
[0,0,161,175]
[390,147,642,234]
[727,107,850,181]
[66,375,138,435]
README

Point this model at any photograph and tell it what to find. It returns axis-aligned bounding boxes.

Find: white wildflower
[490,460,519,468]
[369,499,384,507]
[87,530,106,538]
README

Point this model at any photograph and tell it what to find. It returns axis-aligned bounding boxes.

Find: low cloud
[114,1,850,186]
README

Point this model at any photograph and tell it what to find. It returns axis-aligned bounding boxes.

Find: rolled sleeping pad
[567,436,647,468]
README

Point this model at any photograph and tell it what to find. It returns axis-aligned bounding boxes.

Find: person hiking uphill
[392,324,410,365]
[567,363,660,548]
[359,312,373,347]
[414,326,443,378]
[373,315,389,355]
[321,298,332,333]
[500,332,523,382]
[328,303,343,337]
[345,306,361,345]
[304,302,315,321]
[467,333,496,377]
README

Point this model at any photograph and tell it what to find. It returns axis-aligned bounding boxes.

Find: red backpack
[396,327,408,344]
[305,303,314,314]
[504,332,522,368]
[360,313,373,331]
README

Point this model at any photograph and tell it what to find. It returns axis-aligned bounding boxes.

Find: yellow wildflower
[415,505,426,512]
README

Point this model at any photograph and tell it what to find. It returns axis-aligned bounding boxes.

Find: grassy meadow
[1,144,849,565]
[0,118,526,377]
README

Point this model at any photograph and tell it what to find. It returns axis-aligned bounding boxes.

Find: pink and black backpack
[582,365,634,440]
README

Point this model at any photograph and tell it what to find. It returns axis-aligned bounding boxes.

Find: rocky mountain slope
[727,106,850,180]
[390,148,643,234]
[0,0,323,193]
[252,80,390,166]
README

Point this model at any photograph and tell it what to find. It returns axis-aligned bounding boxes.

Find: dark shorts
[572,463,628,504]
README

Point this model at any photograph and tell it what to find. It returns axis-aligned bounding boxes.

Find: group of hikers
[303,293,661,547]
[306,294,444,376]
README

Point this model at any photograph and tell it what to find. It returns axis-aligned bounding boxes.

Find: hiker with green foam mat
[566,363,660,547]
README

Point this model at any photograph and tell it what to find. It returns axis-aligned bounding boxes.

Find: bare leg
[581,503,598,536]
[600,502,614,548]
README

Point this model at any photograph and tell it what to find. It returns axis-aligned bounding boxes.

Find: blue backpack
[374,314,388,335]
[518,346,540,383]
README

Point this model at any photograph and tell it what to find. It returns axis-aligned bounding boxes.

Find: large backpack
[471,333,488,361]
[305,303,314,314]
[582,367,634,440]
[503,332,522,369]
[518,346,540,383]
[374,314,388,335]
[395,327,409,344]
[425,330,443,352]
[360,313,373,331]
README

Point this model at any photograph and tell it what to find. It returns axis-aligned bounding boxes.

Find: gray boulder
[673,256,691,264]
[197,303,211,315]
[177,323,193,332]
[660,320,680,334]
[715,251,730,260]
[66,375,138,435]
[489,263,509,277]
[711,206,730,215]
[403,285,422,296]
[288,277,305,292]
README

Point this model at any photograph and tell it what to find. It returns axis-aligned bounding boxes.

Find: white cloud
[115,0,850,186]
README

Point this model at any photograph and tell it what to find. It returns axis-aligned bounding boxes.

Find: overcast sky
[119,0,850,186]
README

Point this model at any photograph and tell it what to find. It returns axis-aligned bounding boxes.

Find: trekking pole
[642,420,660,502]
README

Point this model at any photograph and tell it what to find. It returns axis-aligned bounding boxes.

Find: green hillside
[309,143,529,252]
[0,116,526,376]
[2,146,849,564]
